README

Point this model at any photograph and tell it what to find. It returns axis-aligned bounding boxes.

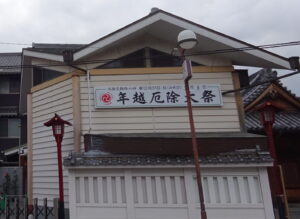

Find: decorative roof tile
[64,148,272,167]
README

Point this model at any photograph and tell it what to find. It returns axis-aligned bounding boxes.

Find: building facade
[22,9,297,219]
[0,53,24,162]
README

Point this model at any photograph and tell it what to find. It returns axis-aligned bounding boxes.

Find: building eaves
[25,43,86,55]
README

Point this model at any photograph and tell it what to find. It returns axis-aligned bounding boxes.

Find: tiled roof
[0,53,21,73]
[242,68,276,106]
[242,68,300,107]
[26,43,86,55]
[64,149,272,167]
[246,111,300,133]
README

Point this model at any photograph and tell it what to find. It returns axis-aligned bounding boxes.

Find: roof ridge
[0,52,21,56]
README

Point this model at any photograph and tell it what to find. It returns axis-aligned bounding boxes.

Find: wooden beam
[232,71,247,132]
[30,66,234,93]
[72,74,81,152]
[27,93,33,206]
[90,66,234,75]
[30,71,84,93]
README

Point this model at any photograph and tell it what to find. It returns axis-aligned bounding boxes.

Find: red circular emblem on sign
[101,93,112,105]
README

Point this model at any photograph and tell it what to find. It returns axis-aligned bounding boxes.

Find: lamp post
[44,114,72,219]
[256,102,283,195]
[177,30,207,219]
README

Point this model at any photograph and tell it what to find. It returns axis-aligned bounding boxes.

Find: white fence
[68,167,274,219]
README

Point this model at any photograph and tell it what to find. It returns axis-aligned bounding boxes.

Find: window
[0,75,20,94]
[0,77,9,93]
[33,68,64,86]
[97,48,202,69]
[99,49,146,69]
[0,118,20,138]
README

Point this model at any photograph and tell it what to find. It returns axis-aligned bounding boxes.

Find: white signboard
[94,84,223,108]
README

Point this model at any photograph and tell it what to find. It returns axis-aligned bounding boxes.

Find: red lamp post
[44,114,71,219]
[256,102,283,196]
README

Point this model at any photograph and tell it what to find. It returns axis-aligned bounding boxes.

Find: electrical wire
[1,40,300,95]
[222,70,300,95]
[0,41,299,69]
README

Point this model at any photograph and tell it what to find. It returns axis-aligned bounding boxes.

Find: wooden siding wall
[80,71,240,138]
[31,78,73,206]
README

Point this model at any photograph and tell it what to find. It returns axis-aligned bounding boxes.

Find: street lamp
[256,102,284,207]
[177,30,207,219]
[44,114,72,219]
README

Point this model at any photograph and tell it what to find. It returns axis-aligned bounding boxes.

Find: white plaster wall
[68,167,275,219]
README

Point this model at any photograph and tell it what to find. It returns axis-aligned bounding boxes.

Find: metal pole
[185,79,207,219]
[56,137,65,219]
[264,123,282,195]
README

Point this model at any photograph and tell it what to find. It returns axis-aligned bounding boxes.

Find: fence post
[16,197,20,219]
[53,198,59,219]
[33,198,38,219]
[43,198,47,219]
[5,197,10,219]
[24,196,28,219]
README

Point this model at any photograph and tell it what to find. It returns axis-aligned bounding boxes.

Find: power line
[0,40,299,70]
[222,70,300,95]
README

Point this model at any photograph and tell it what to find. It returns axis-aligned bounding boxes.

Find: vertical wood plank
[98,177,103,204]
[207,177,216,204]
[116,176,122,204]
[79,177,85,204]
[237,176,247,204]
[184,168,196,219]
[227,177,236,204]
[124,170,135,219]
[88,177,94,203]
[217,177,226,204]
[136,176,143,204]
[27,93,33,206]
[259,168,275,219]
[165,176,173,204]
[145,176,153,204]
[155,176,163,204]
[107,176,113,204]
[248,176,258,203]
[175,176,182,204]
[72,75,81,152]
[68,171,76,219]
[231,71,247,132]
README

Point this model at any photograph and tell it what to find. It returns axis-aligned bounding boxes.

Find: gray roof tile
[0,53,21,73]
[242,68,300,106]
[246,111,300,132]
[64,149,272,167]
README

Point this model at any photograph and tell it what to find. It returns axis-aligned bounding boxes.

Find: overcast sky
[1,0,299,94]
